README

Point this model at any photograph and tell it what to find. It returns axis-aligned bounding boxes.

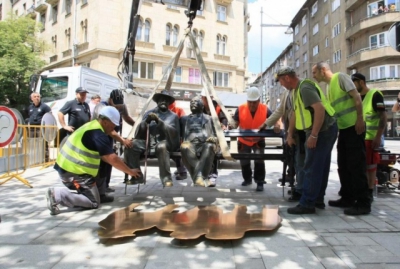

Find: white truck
[30,66,120,127]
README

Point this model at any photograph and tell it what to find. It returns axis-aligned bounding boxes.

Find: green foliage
[0,13,46,110]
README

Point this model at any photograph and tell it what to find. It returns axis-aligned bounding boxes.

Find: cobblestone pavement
[1,142,400,268]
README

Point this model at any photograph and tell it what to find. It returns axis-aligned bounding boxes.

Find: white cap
[99,106,120,126]
[200,89,213,97]
[247,87,261,101]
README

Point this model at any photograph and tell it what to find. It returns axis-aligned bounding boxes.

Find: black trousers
[238,140,266,184]
[337,126,371,206]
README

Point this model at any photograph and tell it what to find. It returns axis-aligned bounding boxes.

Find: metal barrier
[0,124,60,188]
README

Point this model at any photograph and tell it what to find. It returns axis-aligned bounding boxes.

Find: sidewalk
[1,157,400,269]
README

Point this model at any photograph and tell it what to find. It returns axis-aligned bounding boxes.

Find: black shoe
[344,205,371,216]
[105,187,115,193]
[175,172,188,181]
[328,198,354,208]
[315,201,326,209]
[256,183,264,191]
[100,195,114,203]
[288,191,301,202]
[287,204,316,215]
[241,181,252,186]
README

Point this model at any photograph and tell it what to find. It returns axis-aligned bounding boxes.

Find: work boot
[241,180,252,186]
[256,183,264,191]
[328,198,355,208]
[344,205,371,216]
[287,204,316,215]
[100,194,114,203]
[175,172,188,181]
[45,188,60,215]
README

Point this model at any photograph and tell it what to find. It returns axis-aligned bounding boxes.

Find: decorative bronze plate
[98,204,282,240]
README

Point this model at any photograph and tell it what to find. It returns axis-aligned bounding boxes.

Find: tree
[0,14,46,111]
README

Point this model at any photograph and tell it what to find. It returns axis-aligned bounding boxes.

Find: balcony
[49,55,58,63]
[26,6,37,18]
[45,0,59,6]
[35,0,48,12]
[346,12,400,39]
[346,45,400,69]
[367,78,400,92]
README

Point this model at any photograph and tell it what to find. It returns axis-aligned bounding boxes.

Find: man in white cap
[232,87,272,191]
[200,89,228,187]
[45,106,141,215]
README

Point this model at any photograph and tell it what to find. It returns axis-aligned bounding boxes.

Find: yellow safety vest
[56,120,103,176]
[295,79,335,130]
[363,89,382,140]
[328,73,357,129]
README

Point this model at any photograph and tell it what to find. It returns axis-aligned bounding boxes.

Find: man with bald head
[312,61,371,215]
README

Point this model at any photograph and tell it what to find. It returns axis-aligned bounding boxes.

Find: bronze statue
[180,96,218,186]
[124,91,180,187]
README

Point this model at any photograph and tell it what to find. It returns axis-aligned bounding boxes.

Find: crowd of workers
[24,61,391,217]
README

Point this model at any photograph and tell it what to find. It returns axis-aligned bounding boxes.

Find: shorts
[365,140,380,171]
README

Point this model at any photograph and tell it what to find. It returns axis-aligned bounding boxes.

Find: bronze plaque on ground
[98,204,282,240]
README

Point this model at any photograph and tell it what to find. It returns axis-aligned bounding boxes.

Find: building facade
[259,0,400,138]
[1,0,250,99]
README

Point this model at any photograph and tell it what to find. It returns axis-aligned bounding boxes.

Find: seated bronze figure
[180,96,218,186]
[124,91,180,187]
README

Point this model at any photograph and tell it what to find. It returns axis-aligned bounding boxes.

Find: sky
[247,0,307,74]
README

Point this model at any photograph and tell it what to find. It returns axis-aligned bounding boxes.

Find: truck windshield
[40,76,68,103]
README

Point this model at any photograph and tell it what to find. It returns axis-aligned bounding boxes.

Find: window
[332,0,340,12]
[133,61,154,79]
[197,31,204,50]
[313,23,319,35]
[367,1,385,16]
[301,15,307,27]
[313,45,319,56]
[324,14,328,25]
[332,22,341,37]
[189,68,201,84]
[144,20,150,42]
[52,5,58,23]
[325,37,329,47]
[66,0,72,15]
[162,65,182,82]
[370,32,387,48]
[81,19,88,43]
[294,25,299,35]
[303,52,308,63]
[295,43,299,51]
[303,70,308,78]
[216,35,227,55]
[40,76,68,103]
[217,5,226,22]
[137,19,151,42]
[311,2,318,17]
[166,24,179,46]
[82,0,88,5]
[136,20,143,41]
[295,58,300,67]
[213,71,229,87]
[370,65,400,79]
[302,34,307,44]
[333,50,341,63]
[40,13,46,30]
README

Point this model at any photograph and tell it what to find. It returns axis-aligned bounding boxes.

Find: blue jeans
[299,123,338,208]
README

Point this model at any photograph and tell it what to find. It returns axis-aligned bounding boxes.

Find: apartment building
[259,0,400,138]
[1,0,250,100]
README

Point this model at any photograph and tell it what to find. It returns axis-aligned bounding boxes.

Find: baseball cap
[247,87,261,101]
[99,106,120,126]
[76,87,89,93]
[275,66,296,82]
[351,72,366,82]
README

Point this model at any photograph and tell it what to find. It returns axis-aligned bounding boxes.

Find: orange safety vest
[169,102,185,118]
[238,103,267,146]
